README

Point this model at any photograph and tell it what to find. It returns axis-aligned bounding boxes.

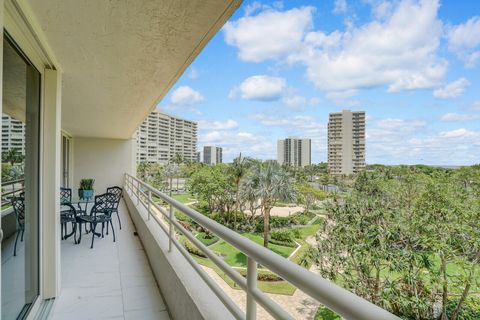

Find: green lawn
[209,232,295,267]
[196,232,219,246]
[172,193,195,204]
[315,307,341,320]
[194,256,297,295]
[294,224,322,239]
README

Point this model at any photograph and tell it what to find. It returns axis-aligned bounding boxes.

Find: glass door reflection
[1,35,41,320]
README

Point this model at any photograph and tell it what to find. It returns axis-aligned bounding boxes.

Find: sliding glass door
[1,34,41,320]
[61,135,71,187]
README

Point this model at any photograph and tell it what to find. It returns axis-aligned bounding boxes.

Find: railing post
[147,189,151,220]
[168,204,173,252]
[136,180,140,205]
[246,256,257,320]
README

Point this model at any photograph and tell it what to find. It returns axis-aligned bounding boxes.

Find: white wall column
[0,0,4,315]
[41,68,62,298]
[72,137,135,193]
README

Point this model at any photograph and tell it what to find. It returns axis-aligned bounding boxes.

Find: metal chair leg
[90,222,97,249]
[14,230,20,256]
[72,222,78,244]
[78,223,83,244]
[110,220,116,242]
[116,211,122,230]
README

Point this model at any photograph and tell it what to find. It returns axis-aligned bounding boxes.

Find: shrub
[183,239,206,258]
[196,232,219,246]
[269,238,297,247]
[271,229,295,243]
[290,242,313,268]
[237,268,284,282]
[446,297,480,320]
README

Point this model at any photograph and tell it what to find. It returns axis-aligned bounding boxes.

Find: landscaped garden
[138,158,480,319]
[177,207,323,295]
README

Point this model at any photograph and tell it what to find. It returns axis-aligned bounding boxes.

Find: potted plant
[78,178,95,200]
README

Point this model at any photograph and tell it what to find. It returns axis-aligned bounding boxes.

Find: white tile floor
[50,201,170,320]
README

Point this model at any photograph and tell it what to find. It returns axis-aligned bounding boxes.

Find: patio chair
[60,203,78,243]
[60,187,72,204]
[106,186,123,230]
[77,193,116,248]
[11,197,25,256]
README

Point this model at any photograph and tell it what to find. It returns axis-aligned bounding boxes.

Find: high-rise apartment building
[203,146,222,165]
[136,110,197,164]
[328,110,366,175]
[277,137,311,167]
[2,114,26,155]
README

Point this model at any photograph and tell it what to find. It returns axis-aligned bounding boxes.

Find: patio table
[61,193,97,242]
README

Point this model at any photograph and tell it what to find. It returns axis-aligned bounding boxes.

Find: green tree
[315,166,480,319]
[2,148,24,166]
[228,153,252,229]
[241,161,296,247]
[296,183,326,212]
[187,164,236,222]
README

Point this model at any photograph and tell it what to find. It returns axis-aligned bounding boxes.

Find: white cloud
[198,119,238,130]
[371,1,394,20]
[187,67,199,80]
[232,75,286,101]
[367,117,480,165]
[225,0,447,95]
[472,101,480,111]
[170,86,204,105]
[376,118,426,132]
[309,97,321,106]
[283,95,308,109]
[446,16,480,67]
[439,128,479,139]
[292,0,446,93]
[223,7,314,62]
[440,113,476,122]
[333,0,347,14]
[433,78,470,99]
[199,130,274,161]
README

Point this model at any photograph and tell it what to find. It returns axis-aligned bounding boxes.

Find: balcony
[91,174,400,320]
[50,201,170,320]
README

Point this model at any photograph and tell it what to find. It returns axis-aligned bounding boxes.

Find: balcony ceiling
[26,0,241,139]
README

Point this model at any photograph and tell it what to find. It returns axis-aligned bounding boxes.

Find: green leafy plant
[79,178,95,190]
[271,229,295,243]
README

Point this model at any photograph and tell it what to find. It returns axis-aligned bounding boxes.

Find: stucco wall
[72,137,135,194]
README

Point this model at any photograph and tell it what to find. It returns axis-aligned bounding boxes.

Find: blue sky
[158,0,480,165]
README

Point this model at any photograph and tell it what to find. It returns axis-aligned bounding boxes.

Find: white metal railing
[124,173,400,320]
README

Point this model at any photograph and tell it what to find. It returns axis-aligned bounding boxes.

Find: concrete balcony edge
[124,192,235,320]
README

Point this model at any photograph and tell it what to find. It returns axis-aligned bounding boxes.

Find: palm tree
[171,153,183,193]
[164,163,180,196]
[2,148,24,166]
[229,153,251,229]
[241,161,296,248]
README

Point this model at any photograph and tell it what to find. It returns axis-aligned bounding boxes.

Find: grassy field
[209,232,295,267]
[172,193,195,204]
[294,224,322,239]
[193,256,297,295]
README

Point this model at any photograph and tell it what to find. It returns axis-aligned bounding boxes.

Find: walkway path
[202,266,319,320]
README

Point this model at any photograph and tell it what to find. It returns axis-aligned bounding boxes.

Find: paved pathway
[202,266,319,320]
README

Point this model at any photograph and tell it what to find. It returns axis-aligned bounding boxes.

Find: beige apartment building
[277,137,311,167]
[328,110,366,175]
[136,110,197,164]
[2,114,26,155]
[203,145,223,164]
